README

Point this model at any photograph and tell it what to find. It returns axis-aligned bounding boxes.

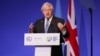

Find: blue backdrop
[0,0,100,56]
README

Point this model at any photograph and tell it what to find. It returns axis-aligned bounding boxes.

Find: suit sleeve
[58,19,69,38]
[33,19,40,33]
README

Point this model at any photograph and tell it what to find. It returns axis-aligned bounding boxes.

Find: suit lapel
[48,17,56,33]
[40,18,45,33]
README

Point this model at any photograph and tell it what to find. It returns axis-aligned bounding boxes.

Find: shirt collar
[45,16,53,22]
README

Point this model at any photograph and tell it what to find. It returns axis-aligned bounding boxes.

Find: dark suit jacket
[33,16,69,43]
[32,16,69,56]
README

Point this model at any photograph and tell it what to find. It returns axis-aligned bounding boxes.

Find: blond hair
[41,2,54,11]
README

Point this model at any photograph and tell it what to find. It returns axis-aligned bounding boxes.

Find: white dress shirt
[44,16,53,30]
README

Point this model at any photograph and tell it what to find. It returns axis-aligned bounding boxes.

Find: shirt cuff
[62,30,67,35]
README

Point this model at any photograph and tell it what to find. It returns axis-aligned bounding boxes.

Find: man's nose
[46,11,49,13]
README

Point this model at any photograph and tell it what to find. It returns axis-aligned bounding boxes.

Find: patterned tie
[45,20,49,33]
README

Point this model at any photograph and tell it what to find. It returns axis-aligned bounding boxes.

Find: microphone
[89,8,92,16]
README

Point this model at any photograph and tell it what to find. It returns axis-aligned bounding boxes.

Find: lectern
[24,33,60,56]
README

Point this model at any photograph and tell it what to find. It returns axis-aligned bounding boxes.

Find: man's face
[42,5,53,18]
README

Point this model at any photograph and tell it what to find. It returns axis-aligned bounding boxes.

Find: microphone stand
[89,8,93,56]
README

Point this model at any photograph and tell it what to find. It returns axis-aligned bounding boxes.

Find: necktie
[45,20,49,33]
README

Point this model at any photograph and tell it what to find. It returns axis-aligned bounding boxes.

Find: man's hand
[57,22,66,32]
[29,22,34,33]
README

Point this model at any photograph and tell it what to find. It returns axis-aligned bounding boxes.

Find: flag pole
[89,8,93,56]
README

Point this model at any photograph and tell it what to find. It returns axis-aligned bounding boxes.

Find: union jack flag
[65,0,80,56]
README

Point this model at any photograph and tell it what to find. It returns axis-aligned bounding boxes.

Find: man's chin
[45,16,52,18]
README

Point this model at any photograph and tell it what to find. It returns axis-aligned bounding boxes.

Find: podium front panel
[24,33,60,46]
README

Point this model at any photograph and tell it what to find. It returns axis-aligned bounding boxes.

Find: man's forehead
[43,6,52,10]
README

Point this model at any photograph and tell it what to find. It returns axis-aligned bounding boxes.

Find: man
[29,2,69,56]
